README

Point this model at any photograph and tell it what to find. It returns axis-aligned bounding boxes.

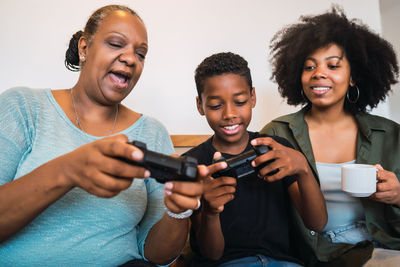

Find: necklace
[70,88,119,135]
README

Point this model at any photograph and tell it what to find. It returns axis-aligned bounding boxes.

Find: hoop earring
[300,89,307,101]
[347,85,359,104]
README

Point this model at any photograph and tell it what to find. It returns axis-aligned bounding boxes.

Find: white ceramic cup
[341,164,377,197]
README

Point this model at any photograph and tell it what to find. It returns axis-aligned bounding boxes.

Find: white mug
[341,164,377,197]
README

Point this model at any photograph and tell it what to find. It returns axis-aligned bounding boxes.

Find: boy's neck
[212,131,250,155]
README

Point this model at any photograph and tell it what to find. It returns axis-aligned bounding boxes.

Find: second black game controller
[212,145,278,179]
[120,140,198,184]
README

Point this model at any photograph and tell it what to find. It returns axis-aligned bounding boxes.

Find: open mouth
[109,71,132,88]
[311,86,331,95]
[221,124,240,135]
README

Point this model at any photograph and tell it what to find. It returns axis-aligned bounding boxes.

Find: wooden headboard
[170,134,211,154]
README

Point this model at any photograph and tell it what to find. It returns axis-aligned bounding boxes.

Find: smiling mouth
[311,86,331,95]
[221,124,240,135]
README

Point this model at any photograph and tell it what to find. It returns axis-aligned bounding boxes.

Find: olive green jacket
[261,107,400,266]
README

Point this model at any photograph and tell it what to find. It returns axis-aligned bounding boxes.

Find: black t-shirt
[183,132,300,266]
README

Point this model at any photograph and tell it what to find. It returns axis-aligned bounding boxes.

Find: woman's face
[301,43,353,110]
[79,10,148,105]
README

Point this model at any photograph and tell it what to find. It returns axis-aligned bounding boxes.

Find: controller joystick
[120,140,198,183]
[213,145,278,179]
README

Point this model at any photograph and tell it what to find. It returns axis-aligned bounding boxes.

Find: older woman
[261,6,400,267]
[0,5,207,266]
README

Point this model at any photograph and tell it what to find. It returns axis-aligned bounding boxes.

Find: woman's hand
[163,154,232,214]
[164,180,203,213]
[251,137,310,182]
[370,164,400,207]
[60,134,148,198]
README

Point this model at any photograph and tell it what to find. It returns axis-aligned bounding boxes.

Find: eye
[137,52,146,61]
[108,42,123,48]
[235,100,248,106]
[328,64,340,70]
[303,65,315,71]
[136,48,147,61]
[207,104,222,110]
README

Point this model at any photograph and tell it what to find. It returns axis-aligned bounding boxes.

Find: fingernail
[251,140,257,145]
[251,161,256,167]
[165,189,172,195]
[221,162,227,168]
[144,170,150,178]
[165,182,173,190]
[132,150,143,161]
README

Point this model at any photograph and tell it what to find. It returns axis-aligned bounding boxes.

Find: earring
[300,89,306,100]
[347,85,360,104]
[79,56,86,62]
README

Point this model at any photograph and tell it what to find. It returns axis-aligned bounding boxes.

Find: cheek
[332,73,351,86]
[301,73,309,86]
[204,110,221,122]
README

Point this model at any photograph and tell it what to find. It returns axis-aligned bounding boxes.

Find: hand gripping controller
[122,140,198,183]
[213,145,278,179]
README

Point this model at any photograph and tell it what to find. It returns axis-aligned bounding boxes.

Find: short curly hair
[195,52,253,100]
[269,5,399,114]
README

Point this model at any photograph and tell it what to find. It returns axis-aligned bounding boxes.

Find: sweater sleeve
[136,117,174,262]
[0,88,36,185]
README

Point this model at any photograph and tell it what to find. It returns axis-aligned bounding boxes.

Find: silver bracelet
[165,207,193,219]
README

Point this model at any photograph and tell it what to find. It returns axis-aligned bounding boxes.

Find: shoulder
[261,110,303,135]
[1,86,47,98]
[139,115,169,132]
[183,137,214,165]
[0,87,47,120]
[128,115,170,141]
[356,112,400,135]
[132,115,173,154]
[254,131,294,149]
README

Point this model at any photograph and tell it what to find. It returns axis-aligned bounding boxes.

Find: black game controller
[121,140,198,183]
[212,145,278,179]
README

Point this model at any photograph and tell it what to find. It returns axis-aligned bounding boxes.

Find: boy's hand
[251,137,310,182]
[200,152,237,214]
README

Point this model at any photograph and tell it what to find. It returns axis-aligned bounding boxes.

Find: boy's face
[197,73,256,154]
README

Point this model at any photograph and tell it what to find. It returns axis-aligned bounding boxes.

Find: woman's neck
[71,85,117,119]
[305,104,352,126]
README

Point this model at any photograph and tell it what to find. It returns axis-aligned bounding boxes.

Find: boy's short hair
[195,52,253,100]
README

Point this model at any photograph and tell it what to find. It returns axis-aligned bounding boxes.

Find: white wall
[380,0,400,123]
[0,0,389,134]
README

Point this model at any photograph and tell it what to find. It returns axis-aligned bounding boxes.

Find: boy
[184,52,327,266]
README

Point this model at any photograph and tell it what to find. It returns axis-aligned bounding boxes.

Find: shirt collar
[272,106,388,141]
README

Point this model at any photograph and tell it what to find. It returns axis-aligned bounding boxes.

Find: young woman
[262,6,400,267]
[0,5,206,266]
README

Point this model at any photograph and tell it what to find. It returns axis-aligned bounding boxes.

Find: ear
[349,76,355,87]
[196,96,205,116]
[250,87,256,108]
[78,36,88,60]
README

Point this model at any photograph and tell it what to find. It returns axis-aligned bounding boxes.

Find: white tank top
[316,160,365,231]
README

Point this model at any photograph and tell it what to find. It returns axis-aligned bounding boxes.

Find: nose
[312,66,327,79]
[118,46,136,67]
[223,103,237,120]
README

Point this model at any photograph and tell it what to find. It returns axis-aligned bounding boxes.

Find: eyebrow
[206,90,247,100]
[305,54,344,62]
[107,31,148,48]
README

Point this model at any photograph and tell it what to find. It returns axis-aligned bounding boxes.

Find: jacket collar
[271,106,388,180]
[272,107,388,141]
